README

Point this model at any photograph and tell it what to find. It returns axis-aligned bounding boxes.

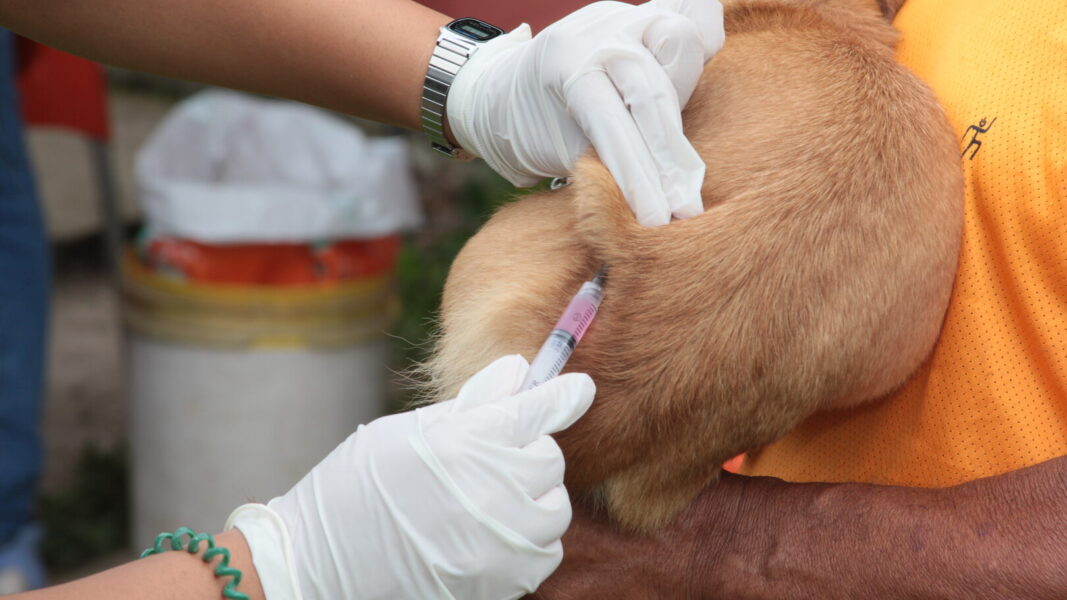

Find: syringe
[520,267,607,391]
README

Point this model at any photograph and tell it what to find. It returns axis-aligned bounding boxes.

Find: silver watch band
[420,28,481,160]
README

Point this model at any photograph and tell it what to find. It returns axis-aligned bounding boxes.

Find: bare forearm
[11,531,264,600]
[0,0,451,129]
[539,456,1067,599]
[693,460,1067,598]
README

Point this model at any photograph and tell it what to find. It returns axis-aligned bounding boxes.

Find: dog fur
[423,0,963,532]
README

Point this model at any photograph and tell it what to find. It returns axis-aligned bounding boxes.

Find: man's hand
[448,0,725,227]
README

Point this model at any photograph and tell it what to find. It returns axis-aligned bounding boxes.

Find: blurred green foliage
[38,444,129,572]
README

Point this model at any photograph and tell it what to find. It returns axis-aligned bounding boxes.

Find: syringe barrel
[522,330,578,391]
[520,278,605,391]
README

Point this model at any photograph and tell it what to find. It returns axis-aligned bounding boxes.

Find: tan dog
[423,0,963,533]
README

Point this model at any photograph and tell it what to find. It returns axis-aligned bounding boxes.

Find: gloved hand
[447,0,725,227]
[227,355,595,600]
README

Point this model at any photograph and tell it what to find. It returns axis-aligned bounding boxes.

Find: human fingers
[603,51,706,220]
[650,0,726,59]
[449,354,530,412]
[566,70,672,226]
[513,435,567,500]
[473,372,595,447]
[531,485,573,547]
[642,11,706,107]
[493,479,572,549]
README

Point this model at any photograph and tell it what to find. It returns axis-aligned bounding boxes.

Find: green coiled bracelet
[141,527,249,600]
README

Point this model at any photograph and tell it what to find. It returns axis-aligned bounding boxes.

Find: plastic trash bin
[124,245,398,544]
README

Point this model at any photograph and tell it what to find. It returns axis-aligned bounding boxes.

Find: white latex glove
[226,355,595,600]
[448,0,725,227]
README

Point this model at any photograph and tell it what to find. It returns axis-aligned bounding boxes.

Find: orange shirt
[742,0,1067,486]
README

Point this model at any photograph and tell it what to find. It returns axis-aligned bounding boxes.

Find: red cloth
[416,0,637,32]
[15,37,110,140]
[139,237,402,285]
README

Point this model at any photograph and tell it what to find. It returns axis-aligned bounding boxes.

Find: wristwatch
[421,18,504,159]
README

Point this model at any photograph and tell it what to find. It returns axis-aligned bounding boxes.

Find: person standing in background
[0,27,49,594]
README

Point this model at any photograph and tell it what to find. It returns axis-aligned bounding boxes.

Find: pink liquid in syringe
[519,270,606,391]
[553,293,600,343]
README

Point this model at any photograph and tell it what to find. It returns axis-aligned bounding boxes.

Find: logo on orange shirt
[961,117,996,160]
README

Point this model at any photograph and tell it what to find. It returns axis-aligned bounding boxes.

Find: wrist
[421,18,508,159]
[443,114,459,148]
[405,13,453,131]
[441,23,532,170]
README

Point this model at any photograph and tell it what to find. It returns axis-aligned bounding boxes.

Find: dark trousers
[0,29,49,546]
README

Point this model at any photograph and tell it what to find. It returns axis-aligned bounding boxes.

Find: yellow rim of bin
[121,251,398,349]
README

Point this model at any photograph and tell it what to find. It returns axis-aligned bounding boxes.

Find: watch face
[448,18,504,42]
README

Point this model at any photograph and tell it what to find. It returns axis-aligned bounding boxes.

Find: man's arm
[537,455,1067,599]
[0,0,450,130]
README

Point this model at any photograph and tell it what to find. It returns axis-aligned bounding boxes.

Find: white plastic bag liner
[135,90,422,242]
